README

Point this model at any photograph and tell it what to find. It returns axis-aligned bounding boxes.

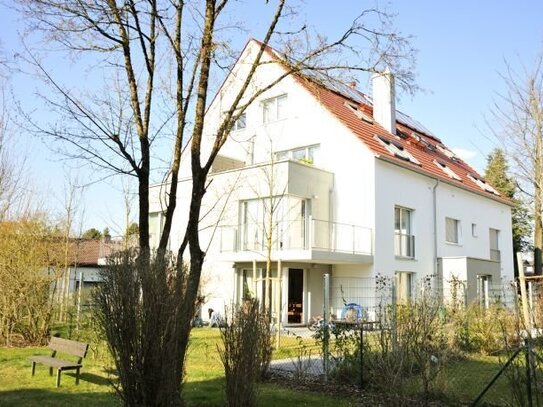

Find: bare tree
[491,55,543,274]
[15,0,417,404]
[0,81,33,219]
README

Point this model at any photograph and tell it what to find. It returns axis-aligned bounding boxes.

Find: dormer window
[375,135,420,165]
[467,174,501,196]
[433,160,462,181]
[345,102,373,123]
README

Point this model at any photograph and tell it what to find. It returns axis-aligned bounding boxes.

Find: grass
[2,327,533,406]
[0,328,356,407]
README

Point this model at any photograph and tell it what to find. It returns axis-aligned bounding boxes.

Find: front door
[287,268,304,324]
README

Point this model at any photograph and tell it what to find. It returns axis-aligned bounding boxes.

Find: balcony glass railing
[218,218,372,255]
[394,232,415,258]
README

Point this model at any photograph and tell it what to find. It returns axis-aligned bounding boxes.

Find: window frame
[394,206,415,258]
[262,94,287,123]
[232,111,247,131]
[445,217,460,244]
[395,271,413,303]
[489,228,500,261]
[274,144,319,165]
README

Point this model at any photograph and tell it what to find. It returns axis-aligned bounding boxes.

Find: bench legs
[31,361,36,376]
[56,369,61,387]
[75,367,80,385]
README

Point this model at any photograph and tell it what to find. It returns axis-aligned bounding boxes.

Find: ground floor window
[238,268,280,313]
[477,274,491,309]
[395,271,413,303]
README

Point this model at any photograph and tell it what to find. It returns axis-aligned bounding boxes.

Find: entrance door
[287,269,304,324]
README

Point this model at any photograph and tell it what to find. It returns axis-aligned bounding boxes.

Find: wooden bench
[30,337,89,387]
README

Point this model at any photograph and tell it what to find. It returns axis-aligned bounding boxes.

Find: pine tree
[484,148,532,270]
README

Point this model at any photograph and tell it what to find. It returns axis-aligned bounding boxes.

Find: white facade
[149,40,513,324]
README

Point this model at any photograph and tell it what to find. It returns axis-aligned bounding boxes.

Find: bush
[218,299,272,407]
[447,304,517,355]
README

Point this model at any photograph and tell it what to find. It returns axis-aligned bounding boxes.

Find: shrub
[218,299,272,407]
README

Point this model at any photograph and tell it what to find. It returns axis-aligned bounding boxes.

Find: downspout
[432,179,440,296]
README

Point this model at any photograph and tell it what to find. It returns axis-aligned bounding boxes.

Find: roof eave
[375,155,514,207]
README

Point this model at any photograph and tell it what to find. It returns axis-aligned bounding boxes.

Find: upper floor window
[233,111,247,131]
[445,217,460,244]
[394,206,415,258]
[262,94,287,123]
[275,145,319,165]
[489,228,500,261]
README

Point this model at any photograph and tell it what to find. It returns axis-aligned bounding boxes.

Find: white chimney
[372,68,396,135]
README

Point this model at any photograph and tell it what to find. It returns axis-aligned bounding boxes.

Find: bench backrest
[49,337,89,359]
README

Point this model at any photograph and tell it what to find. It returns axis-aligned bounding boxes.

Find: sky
[1,0,542,233]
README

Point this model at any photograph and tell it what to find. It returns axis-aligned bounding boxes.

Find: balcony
[394,232,415,259]
[218,217,373,264]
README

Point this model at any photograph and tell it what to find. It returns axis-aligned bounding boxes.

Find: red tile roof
[69,239,126,266]
[293,74,512,205]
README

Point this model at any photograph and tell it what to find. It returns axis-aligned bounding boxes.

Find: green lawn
[0,329,356,407]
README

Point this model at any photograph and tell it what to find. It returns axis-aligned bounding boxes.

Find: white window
[275,145,319,165]
[262,94,287,123]
[445,217,460,244]
[240,196,308,251]
[233,111,247,131]
[489,228,500,261]
[396,272,413,303]
[149,212,165,249]
[394,206,414,258]
[477,275,491,309]
[375,135,420,165]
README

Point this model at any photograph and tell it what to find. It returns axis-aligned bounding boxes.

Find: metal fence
[270,274,543,406]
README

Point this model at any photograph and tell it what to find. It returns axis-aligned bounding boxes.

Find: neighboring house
[149,40,513,325]
[60,238,126,297]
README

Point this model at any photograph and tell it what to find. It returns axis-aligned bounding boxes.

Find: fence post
[518,252,533,333]
[526,339,533,407]
[323,273,330,382]
[391,278,397,352]
[359,326,364,388]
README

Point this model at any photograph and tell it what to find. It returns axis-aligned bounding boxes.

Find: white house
[149,40,514,325]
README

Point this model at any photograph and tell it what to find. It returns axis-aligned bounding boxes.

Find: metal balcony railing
[394,232,415,258]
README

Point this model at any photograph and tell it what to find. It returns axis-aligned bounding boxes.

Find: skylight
[375,135,421,165]
[437,144,458,160]
[433,160,462,181]
[467,174,501,196]
[344,102,373,123]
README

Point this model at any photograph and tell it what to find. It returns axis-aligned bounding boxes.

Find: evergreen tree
[484,148,532,265]
[81,227,102,240]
